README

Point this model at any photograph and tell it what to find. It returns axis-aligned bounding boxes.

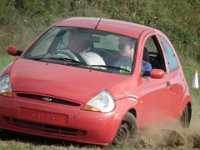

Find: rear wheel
[112,112,138,145]
[180,105,191,128]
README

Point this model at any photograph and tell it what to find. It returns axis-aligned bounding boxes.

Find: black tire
[112,112,138,146]
[180,105,191,128]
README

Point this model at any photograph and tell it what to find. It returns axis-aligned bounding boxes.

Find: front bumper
[0,93,132,145]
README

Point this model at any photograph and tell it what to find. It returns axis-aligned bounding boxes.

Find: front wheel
[112,112,138,145]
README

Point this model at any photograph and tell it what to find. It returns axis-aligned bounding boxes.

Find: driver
[58,32,105,66]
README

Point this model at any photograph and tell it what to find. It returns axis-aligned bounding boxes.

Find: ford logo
[42,97,53,102]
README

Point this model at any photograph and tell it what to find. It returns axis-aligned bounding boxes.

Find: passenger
[113,37,152,73]
[113,37,135,72]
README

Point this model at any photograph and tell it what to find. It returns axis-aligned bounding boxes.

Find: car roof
[55,17,154,38]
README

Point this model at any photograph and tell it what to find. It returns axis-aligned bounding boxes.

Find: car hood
[10,59,129,103]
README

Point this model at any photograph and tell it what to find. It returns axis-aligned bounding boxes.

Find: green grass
[182,64,200,108]
[0,140,100,150]
[0,55,14,71]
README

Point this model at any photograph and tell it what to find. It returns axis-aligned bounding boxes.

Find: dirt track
[129,106,200,150]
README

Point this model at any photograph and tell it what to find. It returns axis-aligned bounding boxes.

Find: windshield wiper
[27,57,46,60]
[27,56,78,63]
[47,57,81,63]
[89,65,131,73]
[26,57,131,72]
[27,56,88,66]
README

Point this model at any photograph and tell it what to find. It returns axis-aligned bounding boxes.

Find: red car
[0,17,192,145]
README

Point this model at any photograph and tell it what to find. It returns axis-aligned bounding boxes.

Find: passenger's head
[118,37,135,60]
[69,32,91,53]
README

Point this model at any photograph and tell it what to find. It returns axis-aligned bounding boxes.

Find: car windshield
[24,27,137,75]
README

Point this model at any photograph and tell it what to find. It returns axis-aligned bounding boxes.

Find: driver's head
[69,32,91,53]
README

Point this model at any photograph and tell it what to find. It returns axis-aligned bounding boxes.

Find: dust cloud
[130,107,200,150]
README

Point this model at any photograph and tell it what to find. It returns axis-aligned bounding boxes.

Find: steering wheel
[56,50,80,61]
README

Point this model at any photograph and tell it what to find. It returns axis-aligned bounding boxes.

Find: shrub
[0,0,199,63]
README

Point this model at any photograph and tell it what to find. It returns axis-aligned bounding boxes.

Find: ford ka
[0,17,192,145]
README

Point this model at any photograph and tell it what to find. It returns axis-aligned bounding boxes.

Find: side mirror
[150,69,165,79]
[7,45,22,56]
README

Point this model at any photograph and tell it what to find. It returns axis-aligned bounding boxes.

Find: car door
[136,34,179,128]
[158,34,184,118]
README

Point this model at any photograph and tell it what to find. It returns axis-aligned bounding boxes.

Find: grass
[0,55,14,71]
[0,140,100,150]
[182,64,200,104]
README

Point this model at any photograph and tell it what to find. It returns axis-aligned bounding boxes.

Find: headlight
[0,75,12,97]
[82,91,115,112]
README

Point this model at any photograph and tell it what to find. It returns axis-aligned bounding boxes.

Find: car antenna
[95,18,102,29]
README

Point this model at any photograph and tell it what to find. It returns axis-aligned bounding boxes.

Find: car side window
[159,35,179,72]
[143,36,166,73]
[29,28,61,56]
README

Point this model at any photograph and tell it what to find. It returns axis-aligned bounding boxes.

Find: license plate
[19,108,68,126]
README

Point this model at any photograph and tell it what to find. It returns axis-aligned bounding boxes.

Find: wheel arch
[128,108,137,119]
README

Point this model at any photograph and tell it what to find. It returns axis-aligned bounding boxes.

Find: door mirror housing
[150,69,165,79]
[7,45,22,56]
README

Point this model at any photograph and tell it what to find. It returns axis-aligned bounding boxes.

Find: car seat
[143,47,150,62]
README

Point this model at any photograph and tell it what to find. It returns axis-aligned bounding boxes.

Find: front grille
[4,117,86,136]
[17,93,80,106]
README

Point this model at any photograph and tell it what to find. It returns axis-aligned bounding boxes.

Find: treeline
[0,0,200,63]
